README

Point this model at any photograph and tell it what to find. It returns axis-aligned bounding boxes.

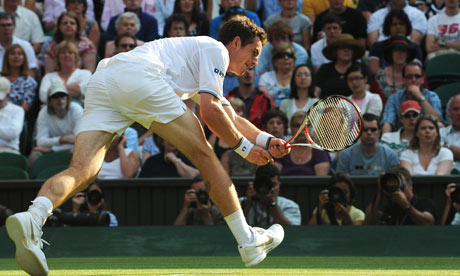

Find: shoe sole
[6,215,49,276]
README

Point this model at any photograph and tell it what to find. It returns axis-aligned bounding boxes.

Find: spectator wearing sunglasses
[381,62,442,134]
[336,113,399,176]
[113,32,138,57]
[381,100,421,155]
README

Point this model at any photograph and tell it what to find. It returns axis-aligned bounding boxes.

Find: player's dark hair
[383,9,412,37]
[217,15,267,47]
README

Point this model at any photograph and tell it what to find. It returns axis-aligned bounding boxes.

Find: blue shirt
[142,135,160,156]
[253,0,304,21]
[256,41,309,75]
[124,127,140,155]
[106,10,159,42]
[336,142,400,176]
[381,88,442,131]
[210,10,261,39]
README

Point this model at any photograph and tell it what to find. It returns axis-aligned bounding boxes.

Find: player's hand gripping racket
[284,95,362,152]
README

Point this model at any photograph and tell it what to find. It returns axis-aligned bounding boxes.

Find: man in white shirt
[6,16,290,276]
[0,76,24,154]
[367,0,427,46]
[425,0,460,59]
[441,94,460,172]
[310,13,342,71]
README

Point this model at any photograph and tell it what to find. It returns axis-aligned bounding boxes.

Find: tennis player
[6,16,290,275]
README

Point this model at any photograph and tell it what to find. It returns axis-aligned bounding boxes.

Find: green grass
[1,256,460,276]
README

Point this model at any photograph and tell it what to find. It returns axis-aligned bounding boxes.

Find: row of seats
[0,151,72,180]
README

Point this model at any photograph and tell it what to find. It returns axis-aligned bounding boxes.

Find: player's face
[228,36,262,76]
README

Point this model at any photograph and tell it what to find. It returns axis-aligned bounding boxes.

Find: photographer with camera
[240,163,301,228]
[364,166,436,225]
[173,175,224,225]
[308,173,365,225]
[62,182,118,227]
[441,183,460,225]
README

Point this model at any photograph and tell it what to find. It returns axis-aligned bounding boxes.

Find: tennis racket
[284,95,362,152]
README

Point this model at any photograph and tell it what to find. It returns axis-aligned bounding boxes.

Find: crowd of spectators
[0,0,459,227]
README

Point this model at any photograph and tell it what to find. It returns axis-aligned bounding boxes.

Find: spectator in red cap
[381,100,421,155]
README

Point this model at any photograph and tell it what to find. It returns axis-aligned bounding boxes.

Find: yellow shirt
[302,0,359,16]
[319,205,365,225]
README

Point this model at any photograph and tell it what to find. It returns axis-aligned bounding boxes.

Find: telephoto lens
[328,186,347,206]
[380,172,404,193]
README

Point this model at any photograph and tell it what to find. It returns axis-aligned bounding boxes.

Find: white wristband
[256,132,274,149]
[233,137,254,159]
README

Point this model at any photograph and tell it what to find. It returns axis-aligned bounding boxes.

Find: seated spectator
[275,111,330,176]
[100,0,156,32]
[162,13,189,38]
[105,0,158,43]
[336,113,400,175]
[139,135,198,178]
[413,0,445,19]
[240,163,301,228]
[97,134,140,179]
[260,108,289,139]
[440,95,460,173]
[346,63,383,117]
[0,12,38,79]
[259,42,295,107]
[308,172,365,225]
[381,100,421,155]
[1,0,45,54]
[2,44,37,113]
[173,174,224,225]
[154,0,175,36]
[280,64,318,123]
[303,0,358,24]
[316,34,365,98]
[66,0,100,50]
[40,41,92,106]
[441,183,460,225]
[425,0,460,60]
[357,0,389,23]
[172,0,209,36]
[310,13,342,71]
[381,62,442,133]
[44,12,96,73]
[367,0,427,46]
[256,20,309,75]
[368,10,424,76]
[370,35,417,103]
[245,0,303,22]
[42,0,95,33]
[105,12,144,58]
[264,0,312,50]
[110,32,138,57]
[141,134,160,165]
[226,67,274,128]
[364,166,436,225]
[220,97,257,176]
[68,182,118,226]
[400,115,453,175]
[210,1,261,38]
[0,76,24,154]
[312,0,367,46]
[29,83,83,166]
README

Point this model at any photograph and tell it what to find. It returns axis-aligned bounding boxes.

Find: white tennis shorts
[76,58,186,135]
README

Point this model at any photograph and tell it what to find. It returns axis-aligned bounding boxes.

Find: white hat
[48,82,69,98]
[0,76,11,100]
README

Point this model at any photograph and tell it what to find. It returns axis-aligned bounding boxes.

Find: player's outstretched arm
[200,93,273,165]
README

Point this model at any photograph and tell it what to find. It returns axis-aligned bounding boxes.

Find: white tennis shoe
[6,212,49,276]
[238,224,284,267]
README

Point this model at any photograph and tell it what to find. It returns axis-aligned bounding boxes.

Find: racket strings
[307,97,361,151]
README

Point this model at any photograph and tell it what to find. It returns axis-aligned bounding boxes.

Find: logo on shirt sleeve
[214,68,225,78]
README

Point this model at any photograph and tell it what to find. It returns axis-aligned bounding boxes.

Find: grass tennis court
[1,256,460,276]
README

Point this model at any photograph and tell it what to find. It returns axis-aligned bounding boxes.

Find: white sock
[28,196,53,227]
[224,209,253,245]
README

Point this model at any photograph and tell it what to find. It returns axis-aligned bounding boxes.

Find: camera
[87,188,104,206]
[190,188,209,208]
[451,184,460,204]
[45,208,110,226]
[380,172,405,193]
[328,186,347,206]
[253,175,275,195]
